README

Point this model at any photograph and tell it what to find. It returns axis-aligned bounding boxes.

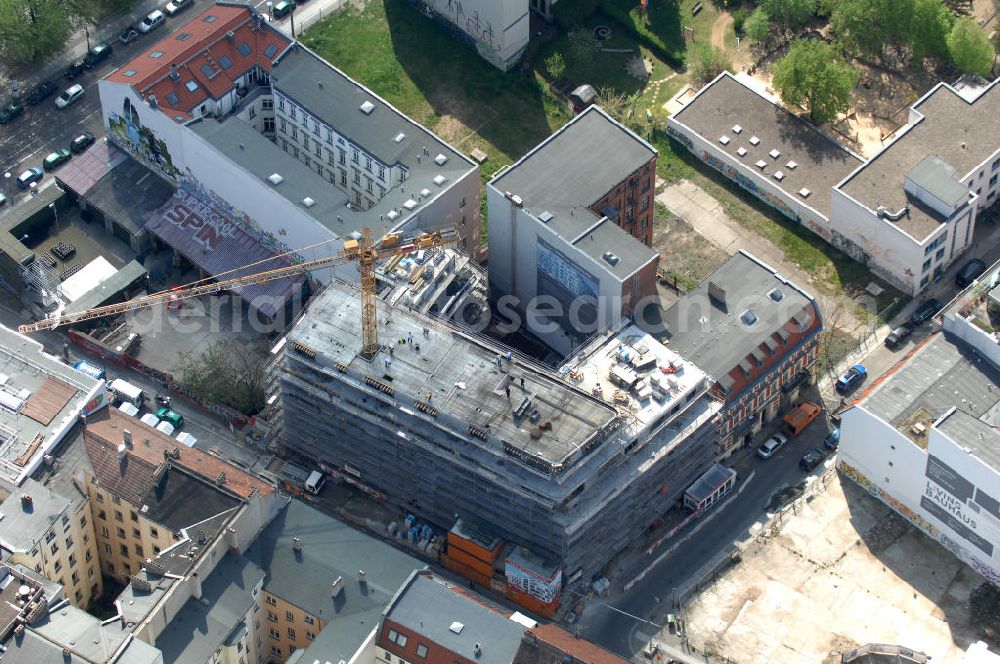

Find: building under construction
[272,278,720,610]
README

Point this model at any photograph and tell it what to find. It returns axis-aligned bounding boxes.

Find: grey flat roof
[862,332,1000,469]
[243,499,424,664]
[289,283,619,464]
[155,553,264,664]
[936,409,1000,472]
[0,326,99,484]
[31,425,90,508]
[273,46,471,169]
[907,155,968,208]
[80,151,177,237]
[840,79,1000,240]
[685,463,736,502]
[385,571,525,664]
[568,218,659,280]
[24,604,161,664]
[0,478,69,555]
[671,73,863,219]
[659,251,819,384]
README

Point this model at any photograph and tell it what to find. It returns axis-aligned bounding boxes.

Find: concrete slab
[681,472,983,663]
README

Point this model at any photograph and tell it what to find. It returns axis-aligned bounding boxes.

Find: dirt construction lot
[683,472,986,663]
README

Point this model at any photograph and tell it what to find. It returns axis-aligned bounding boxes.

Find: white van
[109,378,144,406]
[138,9,165,33]
[304,471,326,495]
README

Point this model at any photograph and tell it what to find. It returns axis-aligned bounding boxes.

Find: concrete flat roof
[935,408,1000,472]
[288,283,619,466]
[839,78,1000,241]
[671,72,863,219]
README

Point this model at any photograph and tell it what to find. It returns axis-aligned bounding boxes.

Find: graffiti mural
[666,125,694,151]
[838,460,881,497]
[700,151,798,220]
[107,98,178,180]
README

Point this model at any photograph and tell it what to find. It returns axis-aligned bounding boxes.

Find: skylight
[359,100,375,114]
[218,55,233,70]
[185,80,199,92]
[264,43,278,58]
[202,14,217,22]
[150,50,164,59]
[238,42,252,57]
[165,92,180,106]
[123,69,137,78]
[176,32,192,41]
[740,310,758,326]
[200,64,216,78]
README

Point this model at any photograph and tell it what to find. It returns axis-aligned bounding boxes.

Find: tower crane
[18,227,458,360]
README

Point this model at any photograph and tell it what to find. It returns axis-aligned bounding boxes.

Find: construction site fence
[68,329,253,429]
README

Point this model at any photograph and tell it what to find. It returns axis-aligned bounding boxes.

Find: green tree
[0,0,74,63]
[909,0,953,63]
[595,85,639,123]
[178,339,268,415]
[689,43,732,83]
[745,8,771,44]
[567,26,600,66]
[772,38,860,124]
[760,0,815,29]
[948,17,995,76]
[732,8,750,36]
[544,51,566,80]
[831,0,915,57]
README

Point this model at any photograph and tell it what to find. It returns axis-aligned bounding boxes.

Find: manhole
[593,25,611,41]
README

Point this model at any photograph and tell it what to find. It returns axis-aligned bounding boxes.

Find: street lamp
[3,172,10,198]
[266,1,273,18]
[49,203,59,237]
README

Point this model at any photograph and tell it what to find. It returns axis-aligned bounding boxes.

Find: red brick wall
[588,156,657,246]
[379,619,473,664]
[621,256,660,318]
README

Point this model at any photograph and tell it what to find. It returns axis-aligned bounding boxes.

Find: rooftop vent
[331,576,344,597]
[755,160,767,170]
[773,170,785,181]
[20,494,32,509]
[291,537,302,551]
[268,173,284,185]
[602,251,620,266]
[736,147,747,157]
[769,288,784,302]
[432,174,446,186]
[749,136,760,146]
[769,149,781,159]
[719,135,730,145]
[386,209,399,221]
[359,100,375,115]
[798,188,811,198]
[434,153,448,166]
[419,188,431,197]
[226,30,235,41]
[740,309,758,326]
[302,197,315,208]
[538,211,554,223]
[785,160,798,170]
[403,199,418,210]
[317,81,324,89]
[708,281,726,305]
[393,132,406,143]
[731,124,742,134]
[450,621,465,634]
[169,65,180,81]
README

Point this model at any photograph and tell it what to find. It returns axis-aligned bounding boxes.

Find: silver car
[757,433,789,459]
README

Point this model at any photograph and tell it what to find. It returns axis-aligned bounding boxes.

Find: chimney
[216,472,226,486]
[117,444,127,462]
[708,281,727,307]
[19,494,32,510]
[169,65,179,81]
[191,572,202,599]
[123,429,132,448]
[196,530,207,545]
[357,569,367,585]
[474,643,482,658]
[331,576,344,597]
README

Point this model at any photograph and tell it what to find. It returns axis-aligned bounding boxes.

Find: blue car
[16,167,43,189]
[824,427,840,451]
[836,364,867,394]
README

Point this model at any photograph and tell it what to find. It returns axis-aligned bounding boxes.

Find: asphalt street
[575,412,835,658]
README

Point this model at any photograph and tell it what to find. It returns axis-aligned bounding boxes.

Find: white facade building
[420,0,530,71]
[669,72,1000,296]
[838,324,1000,587]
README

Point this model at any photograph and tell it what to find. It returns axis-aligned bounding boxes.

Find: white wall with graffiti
[839,405,1000,586]
[422,0,529,71]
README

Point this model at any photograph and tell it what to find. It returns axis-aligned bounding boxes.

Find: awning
[145,188,305,318]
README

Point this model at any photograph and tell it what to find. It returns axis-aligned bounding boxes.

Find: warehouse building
[273,280,721,610]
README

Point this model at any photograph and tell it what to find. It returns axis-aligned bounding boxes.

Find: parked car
[757,432,789,460]
[164,0,193,15]
[42,148,72,171]
[0,101,23,124]
[835,364,867,394]
[16,167,43,189]
[956,258,986,288]
[884,323,914,350]
[26,81,57,105]
[138,9,165,33]
[910,298,942,326]
[82,41,113,69]
[69,132,96,153]
[65,61,86,80]
[272,0,294,18]
[824,427,840,452]
[119,26,140,44]
[156,406,184,429]
[0,193,7,206]
[799,448,825,472]
[55,84,85,109]
[781,402,822,437]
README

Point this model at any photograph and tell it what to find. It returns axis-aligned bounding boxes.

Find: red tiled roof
[108,4,289,116]
[83,406,274,500]
[525,624,630,664]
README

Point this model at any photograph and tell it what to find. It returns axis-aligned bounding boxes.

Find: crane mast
[18,226,457,360]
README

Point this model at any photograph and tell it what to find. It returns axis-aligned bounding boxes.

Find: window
[291,126,298,140]
[262,98,273,110]
[115,510,123,522]
[340,171,347,186]
[397,634,408,647]
[278,96,286,111]
[353,171,360,185]
[117,527,126,538]
[50,542,58,555]
[303,135,310,151]
[922,258,932,272]
[98,510,106,521]
[993,156,1000,171]
[388,629,399,643]
[267,611,278,622]
[417,644,428,658]
[264,118,275,133]
[936,248,945,261]
[313,119,320,136]
[306,630,315,640]
[248,106,256,119]
[304,157,311,169]
[279,118,287,133]
[150,528,159,539]
[132,528,141,539]
[79,514,87,528]
[62,514,70,528]
[85,550,92,562]
[266,595,277,606]
[287,628,296,640]
[352,148,359,163]
[990,174,998,187]
[119,544,128,556]
[290,105,297,120]
[286,611,295,622]
[326,128,333,144]
[303,616,314,625]
[378,166,385,180]
[281,139,288,151]
[152,545,160,554]
[339,149,346,165]
[640,197,649,211]
[269,628,280,639]
[95,493,104,503]
[365,157,372,172]
[264,43,278,58]
[111,496,120,505]
[134,544,143,556]
[460,197,466,208]
[65,536,73,549]
[71,571,79,584]
[104,543,112,556]
[53,560,61,573]
[367,178,373,193]
[315,143,322,157]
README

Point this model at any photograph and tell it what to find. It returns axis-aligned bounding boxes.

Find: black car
[69,132,96,153]
[65,61,85,80]
[26,81,56,105]
[82,41,113,69]
[119,26,140,44]
[0,101,24,124]
[956,258,986,288]
[884,323,914,349]
[910,298,942,326]
[799,448,825,472]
